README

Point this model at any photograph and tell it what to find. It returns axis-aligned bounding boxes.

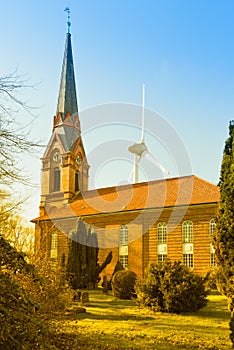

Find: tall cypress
[66,220,112,289]
[213,120,234,345]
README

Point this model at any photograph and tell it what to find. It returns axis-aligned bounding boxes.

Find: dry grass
[48,290,232,349]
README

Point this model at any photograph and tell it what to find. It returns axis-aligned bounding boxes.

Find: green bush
[107,260,125,290]
[112,270,137,299]
[0,272,52,349]
[135,260,208,313]
[0,234,57,349]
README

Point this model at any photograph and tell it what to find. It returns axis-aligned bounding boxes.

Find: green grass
[48,290,232,350]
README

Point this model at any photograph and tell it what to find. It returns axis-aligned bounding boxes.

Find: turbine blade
[144,152,170,174]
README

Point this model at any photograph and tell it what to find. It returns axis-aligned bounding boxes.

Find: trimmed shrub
[135,260,208,313]
[107,260,125,290]
[112,270,137,299]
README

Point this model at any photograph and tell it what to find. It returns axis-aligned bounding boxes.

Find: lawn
[48,290,232,350]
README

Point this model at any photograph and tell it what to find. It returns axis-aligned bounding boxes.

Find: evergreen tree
[66,220,112,289]
[213,120,234,345]
[86,228,99,289]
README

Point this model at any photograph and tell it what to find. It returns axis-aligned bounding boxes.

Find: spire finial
[64,7,71,34]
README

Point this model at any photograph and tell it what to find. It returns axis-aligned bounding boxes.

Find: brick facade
[34,198,218,279]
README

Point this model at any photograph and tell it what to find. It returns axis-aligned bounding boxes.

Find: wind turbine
[128,84,169,183]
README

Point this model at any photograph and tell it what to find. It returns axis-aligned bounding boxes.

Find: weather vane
[64,7,71,33]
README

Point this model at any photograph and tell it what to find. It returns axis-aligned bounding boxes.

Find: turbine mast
[141,83,145,143]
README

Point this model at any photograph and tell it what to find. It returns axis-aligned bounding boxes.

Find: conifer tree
[66,220,112,289]
[213,120,234,346]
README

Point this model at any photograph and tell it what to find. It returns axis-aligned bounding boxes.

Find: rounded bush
[111,270,137,299]
[135,260,208,313]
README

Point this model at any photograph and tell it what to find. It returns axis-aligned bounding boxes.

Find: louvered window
[53,167,60,192]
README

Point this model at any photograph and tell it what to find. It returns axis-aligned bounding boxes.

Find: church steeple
[40,14,89,211]
[56,32,78,120]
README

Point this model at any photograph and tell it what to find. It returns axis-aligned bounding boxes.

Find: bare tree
[0,70,41,189]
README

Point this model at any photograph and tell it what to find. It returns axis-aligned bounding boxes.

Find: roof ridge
[193,175,218,187]
[71,174,197,199]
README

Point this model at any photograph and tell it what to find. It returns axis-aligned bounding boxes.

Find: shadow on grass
[184,297,230,321]
[48,328,175,350]
[62,309,155,322]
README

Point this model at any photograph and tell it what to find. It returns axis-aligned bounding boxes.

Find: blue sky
[1,1,233,219]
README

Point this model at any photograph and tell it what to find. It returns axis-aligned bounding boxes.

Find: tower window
[50,232,58,259]
[75,171,80,192]
[53,167,61,192]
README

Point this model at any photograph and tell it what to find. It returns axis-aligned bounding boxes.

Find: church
[33,24,220,280]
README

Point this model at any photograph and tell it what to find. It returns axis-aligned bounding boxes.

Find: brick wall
[34,202,218,281]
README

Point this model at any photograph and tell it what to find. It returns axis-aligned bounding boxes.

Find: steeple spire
[64,7,71,34]
[56,9,78,120]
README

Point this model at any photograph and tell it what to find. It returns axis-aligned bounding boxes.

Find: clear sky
[1,0,233,220]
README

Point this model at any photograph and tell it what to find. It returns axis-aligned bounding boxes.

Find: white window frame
[119,255,128,269]
[50,231,58,259]
[119,225,128,268]
[158,254,167,263]
[157,222,167,244]
[209,219,216,241]
[183,253,193,268]
[182,221,193,243]
[119,225,128,246]
[210,253,215,267]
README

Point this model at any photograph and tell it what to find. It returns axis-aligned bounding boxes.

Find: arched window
[182,221,193,243]
[75,171,80,192]
[50,232,58,259]
[209,219,216,241]
[119,225,128,268]
[157,223,167,244]
[53,167,60,192]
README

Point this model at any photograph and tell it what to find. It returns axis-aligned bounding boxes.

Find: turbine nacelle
[128,142,148,157]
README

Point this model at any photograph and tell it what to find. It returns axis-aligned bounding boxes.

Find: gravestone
[81,291,90,306]
[73,290,81,302]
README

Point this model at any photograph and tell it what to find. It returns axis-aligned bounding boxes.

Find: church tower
[40,25,89,215]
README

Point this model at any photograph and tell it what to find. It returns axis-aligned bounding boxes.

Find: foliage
[112,270,137,300]
[204,268,219,290]
[0,233,34,274]
[0,271,52,349]
[0,234,53,349]
[0,207,34,254]
[135,260,208,313]
[66,220,112,289]
[213,120,234,345]
[107,260,125,290]
[27,257,73,314]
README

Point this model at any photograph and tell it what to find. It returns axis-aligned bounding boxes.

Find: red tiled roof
[33,175,220,222]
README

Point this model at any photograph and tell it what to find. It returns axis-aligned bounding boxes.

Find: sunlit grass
[49,290,231,349]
